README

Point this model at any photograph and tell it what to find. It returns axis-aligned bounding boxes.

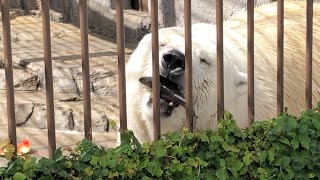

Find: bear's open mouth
[139,76,185,117]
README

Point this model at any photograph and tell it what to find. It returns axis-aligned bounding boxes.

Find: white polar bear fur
[125,1,320,143]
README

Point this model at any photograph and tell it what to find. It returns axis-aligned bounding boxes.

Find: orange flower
[17,138,30,155]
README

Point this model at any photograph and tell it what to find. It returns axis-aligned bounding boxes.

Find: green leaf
[13,172,26,180]
[85,167,93,176]
[200,133,209,142]
[312,119,320,130]
[38,176,54,180]
[298,133,311,150]
[291,137,299,150]
[146,160,163,177]
[100,155,108,168]
[287,118,297,128]
[65,161,72,168]
[121,131,133,145]
[141,176,153,180]
[90,155,99,166]
[268,147,275,164]
[169,131,181,142]
[275,156,291,168]
[259,150,268,164]
[257,167,268,179]
[154,141,167,158]
[108,159,117,168]
[233,162,244,175]
[286,167,295,179]
[58,170,69,178]
[222,143,239,153]
[243,154,252,166]
[226,158,243,177]
[186,133,194,140]
[216,167,227,180]
[52,148,63,162]
[279,136,291,146]
[219,159,226,168]
[102,169,109,176]
[210,135,223,143]
[282,156,291,168]
[287,132,297,138]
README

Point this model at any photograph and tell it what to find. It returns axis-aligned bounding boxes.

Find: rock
[0,103,35,126]
[15,103,35,126]
[16,61,82,100]
[0,69,39,91]
[24,102,75,131]
[90,68,117,96]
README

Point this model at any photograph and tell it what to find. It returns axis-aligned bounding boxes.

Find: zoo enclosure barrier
[0,0,314,157]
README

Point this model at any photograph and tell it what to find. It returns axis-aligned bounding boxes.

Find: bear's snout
[161,50,185,78]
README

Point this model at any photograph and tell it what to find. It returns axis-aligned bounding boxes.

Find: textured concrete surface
[152,0,272,27]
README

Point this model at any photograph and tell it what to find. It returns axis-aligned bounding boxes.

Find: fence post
[184,0,193,131]
[247,0,255,126]
[151,0,161,141]
[277,0,284,115]
[40,0,56,157]
[216,0,224,121]
[79,0,92,140]
[1,0,17,152]
[306,0,313,109]
[116,0,128,134]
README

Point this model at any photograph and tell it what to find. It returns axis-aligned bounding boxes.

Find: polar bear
[126,1,320,143]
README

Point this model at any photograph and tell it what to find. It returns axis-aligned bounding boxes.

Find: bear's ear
[234,71,247,95]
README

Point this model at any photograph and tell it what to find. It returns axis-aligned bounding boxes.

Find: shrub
[1,105,320,179]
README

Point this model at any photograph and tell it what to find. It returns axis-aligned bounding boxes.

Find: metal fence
[0,0,314,157]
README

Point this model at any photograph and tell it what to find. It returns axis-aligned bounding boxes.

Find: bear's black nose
[161,50,185,71]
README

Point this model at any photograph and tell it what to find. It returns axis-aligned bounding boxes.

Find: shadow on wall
[160,0,176,27]
[47,0,150,44]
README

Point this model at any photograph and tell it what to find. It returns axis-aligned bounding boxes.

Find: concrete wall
[46,0,150,43]
[155,0,271,27]
[12,0,274,43]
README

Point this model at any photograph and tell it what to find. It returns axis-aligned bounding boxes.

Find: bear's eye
[200,58,210,65]
[160,43,166,47]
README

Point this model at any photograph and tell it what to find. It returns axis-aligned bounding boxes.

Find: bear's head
[126,24,248,138]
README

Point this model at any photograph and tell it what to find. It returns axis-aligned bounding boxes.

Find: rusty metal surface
[1,0,17,151]
[247,0,255,126]
[40,0,56,157]
[116,0,128,132]
[151,0,161,141]
[306,0,313,109]
[184,0,193,131]
[79,0,92,140]
[216,0,224,121]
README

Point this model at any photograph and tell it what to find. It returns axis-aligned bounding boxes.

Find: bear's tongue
[139,76,186,108]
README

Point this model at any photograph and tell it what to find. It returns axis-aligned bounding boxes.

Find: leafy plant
[1,104,320,179]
